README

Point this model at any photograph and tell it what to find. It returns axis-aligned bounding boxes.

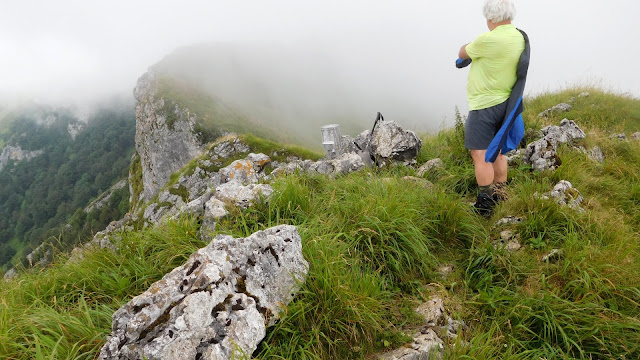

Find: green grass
[1,87,640,359]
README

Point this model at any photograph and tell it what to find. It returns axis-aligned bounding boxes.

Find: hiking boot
[473,193,496,217]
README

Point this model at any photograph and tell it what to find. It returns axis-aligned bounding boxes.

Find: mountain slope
[0,101,136,270]
[1,87,639,359]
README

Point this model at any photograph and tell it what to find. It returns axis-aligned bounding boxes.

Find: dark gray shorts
[465,100,509,150]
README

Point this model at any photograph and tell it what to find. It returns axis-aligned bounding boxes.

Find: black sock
[478,185,494,198]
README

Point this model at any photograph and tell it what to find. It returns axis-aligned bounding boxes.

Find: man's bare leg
[470,149,494,186]
[492,153,507,183]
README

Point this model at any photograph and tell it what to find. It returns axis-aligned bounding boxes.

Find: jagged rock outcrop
[538,103,572,118]
[67,122,85,140]
[522,119,586,171]
[98,225,308,360]
[84,179,128,213]
[355,120,422,167]
[68,216,134,263]
[3,268,18,282]
[0,145,44,172]
[134,71,205,201]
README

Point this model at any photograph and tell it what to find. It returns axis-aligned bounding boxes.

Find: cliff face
[0,145,44,172]
[133,71,205,201]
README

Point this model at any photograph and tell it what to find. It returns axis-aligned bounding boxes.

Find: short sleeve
[465,32,489,60]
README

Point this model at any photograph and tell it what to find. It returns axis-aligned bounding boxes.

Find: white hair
[483,0,516,22]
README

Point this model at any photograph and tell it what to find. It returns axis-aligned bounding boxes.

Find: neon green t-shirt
[466,24,525,110]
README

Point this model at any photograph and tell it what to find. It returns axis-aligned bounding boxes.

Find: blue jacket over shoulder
[484,29,530,163]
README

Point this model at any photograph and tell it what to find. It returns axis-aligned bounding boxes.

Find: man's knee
[470,149,487,164]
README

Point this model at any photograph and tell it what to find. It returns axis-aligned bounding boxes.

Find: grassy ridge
[1,87,639,359]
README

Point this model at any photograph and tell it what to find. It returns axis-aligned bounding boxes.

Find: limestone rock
[84,179,128,213]
[307,153,365,177]
[219,153,271,185]
[609,133,627,141]
[417,158,443,177]
[328,152,365,175]
[98,225,309,360]
[177,164,225,202]
[537,180,585,212]
[177,191,213,219]
[538,103,572,118]
[495,216,523,227]
[200,197,228,240]
[522,138,561,171]
[631,132,640,141]
[539,119,586,144]
[67,122,85,140]
[68,217,131,263]
[587,146,604,163]
[498,230,522,252]
[3,268,18,282]
[369,121,422,166]
[505,149,525,166]
[542,249,564,263]
[523,119,586,171]
[378,329,443,360]
[214,181,273,208]
[212,137,251,158]
[134,71,205,201]
[0,145,44,172]
[416,297,445,327]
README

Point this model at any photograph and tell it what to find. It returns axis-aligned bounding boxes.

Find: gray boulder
[98,225,309,360]
[523,119,586,171]
[200,197,229,240]
[214,182,273,208]
[587,146,605,163]
[219,153,271,185]
[522,138,561,171]
[539,119,586,144]
[369,121,422,166]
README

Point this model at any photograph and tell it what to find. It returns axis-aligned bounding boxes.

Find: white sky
[1,0,638,130]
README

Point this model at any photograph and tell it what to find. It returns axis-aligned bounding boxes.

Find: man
[457,0,528,216]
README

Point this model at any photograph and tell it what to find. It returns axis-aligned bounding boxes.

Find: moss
[169,185,189,203]
[239,134,322,162]
[128,152,143,212]
[161,99,179,130]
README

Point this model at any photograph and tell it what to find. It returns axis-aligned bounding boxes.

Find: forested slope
[0,102,136,270]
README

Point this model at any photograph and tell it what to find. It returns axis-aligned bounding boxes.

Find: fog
[1,0,638,131]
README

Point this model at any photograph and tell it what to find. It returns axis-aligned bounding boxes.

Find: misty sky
[1,0,638,130]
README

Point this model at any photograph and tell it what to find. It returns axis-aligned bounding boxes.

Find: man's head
[483,0,516,23]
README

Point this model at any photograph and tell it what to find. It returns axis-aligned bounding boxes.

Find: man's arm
[458,44,470,59]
